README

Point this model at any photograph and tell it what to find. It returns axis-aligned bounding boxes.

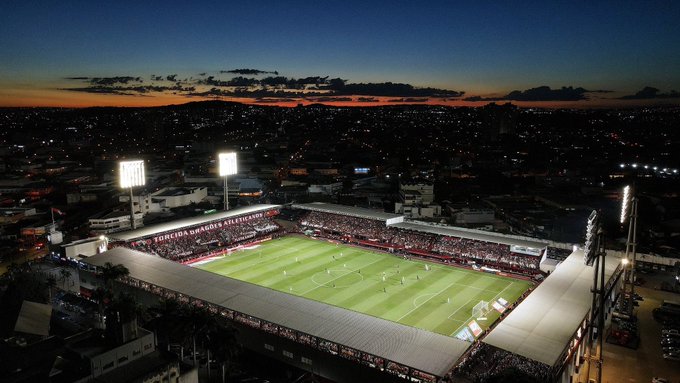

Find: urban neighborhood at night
[1,2,679,383]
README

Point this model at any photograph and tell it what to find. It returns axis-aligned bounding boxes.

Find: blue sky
[1,0,679,107]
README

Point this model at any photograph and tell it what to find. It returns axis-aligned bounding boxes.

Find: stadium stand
[298,210,541,276]
[124,217,279,262]
[107,205,282,263]
[455,343,552,383]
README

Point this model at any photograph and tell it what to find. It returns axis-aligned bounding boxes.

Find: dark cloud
[222,68,278,76]
[61,71,463,101]
[329,81,463,98]
[260,76,289,86]
[61,86,135,95]
[88,76,143,85]
[619,86,680,100]
[357,97,377,102]
[462,96,486,102]
[62,84,195,95]
[306,96,353,102]
[464,86,601,102]
[226,77,259,87]
[253,98,296,104]
[196,76,231,87]
[387,97,429,103]
[185,87,231,97]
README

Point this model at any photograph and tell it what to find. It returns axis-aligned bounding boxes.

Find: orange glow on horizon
[0,88,677,109]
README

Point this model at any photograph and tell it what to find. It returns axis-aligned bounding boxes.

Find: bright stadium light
[119,160,145,188]
[218,152,238,177]
[119,160,145,230]
[620,185,631,224]
[218,152,237,210]
[583,210,599,266]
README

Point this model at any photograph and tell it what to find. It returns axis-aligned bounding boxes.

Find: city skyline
[1,1,680,108]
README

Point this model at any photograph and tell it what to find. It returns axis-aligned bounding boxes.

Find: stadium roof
[293,202,403,222]
[482,249,622,367]
[83,247,468,377]
[107,204,280,242]
[391,221,548,249]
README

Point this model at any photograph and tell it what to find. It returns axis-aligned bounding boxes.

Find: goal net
[472,300,489,318]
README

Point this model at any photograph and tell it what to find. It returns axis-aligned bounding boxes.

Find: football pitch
[196,236,532,338]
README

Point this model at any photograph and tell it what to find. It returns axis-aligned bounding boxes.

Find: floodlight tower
[583,210,606,383]
[119,160,145,230]
[620,185,638,313]
[218,152,237,211]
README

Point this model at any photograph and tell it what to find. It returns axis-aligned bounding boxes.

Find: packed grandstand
[96,202,606,383]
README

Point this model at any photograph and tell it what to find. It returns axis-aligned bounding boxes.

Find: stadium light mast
[218,152,237,211]
[119,160,145,230]
[620,185,638,294]
[620,185,638,314]
[583,210,606,383]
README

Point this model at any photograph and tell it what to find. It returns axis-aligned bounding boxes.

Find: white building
[149,186,208,211]
[395,181,441,218]
[89,210,144,234]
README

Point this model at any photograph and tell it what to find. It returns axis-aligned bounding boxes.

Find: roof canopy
[83,248,468,377]
[293,202,403,223]
[391,221,548,249]
[107,204,280,242]
[483,249,621,367]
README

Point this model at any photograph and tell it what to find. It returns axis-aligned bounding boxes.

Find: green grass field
[196,236,531,338]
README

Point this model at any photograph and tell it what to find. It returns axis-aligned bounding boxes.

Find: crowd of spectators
[384,228,434,251]
[299,211,542,275]
[125,217,280,262]
[301,211,385,239]
[454,343,552,383]
[432,236,540,271]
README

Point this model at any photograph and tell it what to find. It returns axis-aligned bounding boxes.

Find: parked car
[662,352,680,361]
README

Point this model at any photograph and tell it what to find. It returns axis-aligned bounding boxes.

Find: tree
[92,287,111,328]
[149,298,186,350]
[205,321,240,383]
[100,262,130,291]
[46,275,57,302]
[104,292,145,344]
[181,304,213,367]
[59,268,72,289]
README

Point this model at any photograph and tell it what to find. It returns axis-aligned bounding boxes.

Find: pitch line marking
[449,281,515,337]
[447,297,476,319]
[412,293,438,308]
[299,256,385,295]
[397,281,458,322]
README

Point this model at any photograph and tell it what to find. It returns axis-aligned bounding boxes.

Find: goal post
[472,300,489,318]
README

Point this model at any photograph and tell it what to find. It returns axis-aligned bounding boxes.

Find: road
[597,271,680,383]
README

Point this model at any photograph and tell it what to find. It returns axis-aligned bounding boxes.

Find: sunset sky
[1,1,679,108]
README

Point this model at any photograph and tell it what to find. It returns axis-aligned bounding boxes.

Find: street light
[218,152,237,211]
[119,160,145,230]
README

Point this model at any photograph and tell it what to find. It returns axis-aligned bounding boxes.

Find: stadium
[79,202,624,383]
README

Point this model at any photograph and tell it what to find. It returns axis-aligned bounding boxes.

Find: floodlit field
[196,236,532,337]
